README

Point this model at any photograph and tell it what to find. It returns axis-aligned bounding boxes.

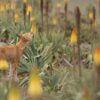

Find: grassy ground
[0,0,100,100]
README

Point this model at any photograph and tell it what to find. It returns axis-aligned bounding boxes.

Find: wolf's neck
[16,40,26,50]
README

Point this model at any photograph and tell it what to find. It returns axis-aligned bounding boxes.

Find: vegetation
[0,0,100,100]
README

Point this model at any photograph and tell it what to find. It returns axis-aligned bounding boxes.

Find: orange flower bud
[94,45,100,66]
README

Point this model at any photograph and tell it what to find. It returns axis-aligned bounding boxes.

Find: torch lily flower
[23,0,27,4]
[71,27,78,45]
[5,2,10,11]
[27,4,32,16]
[14,12,20,24]
[7,83,21,100]
[31,21,37,33]
[0,2,5,12]
[27,67,43,97]
[52,15,58,25]
[0,59,9,71]
[93,45,100,66]
[11,2,16,10]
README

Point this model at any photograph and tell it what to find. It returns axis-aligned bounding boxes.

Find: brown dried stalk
[75,7,82,77]
[64,1,68,35]
[98,0,100,18]
[40,0,44,31]
[23,2,27,28]
[92,7,96,24]
[90,7,96,27]
[45,0,49,34]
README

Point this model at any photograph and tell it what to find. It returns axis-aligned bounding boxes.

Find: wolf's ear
[17,34,23,38]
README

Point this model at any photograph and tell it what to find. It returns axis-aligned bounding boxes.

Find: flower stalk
[40,0,44,32]
[75,7,82,77]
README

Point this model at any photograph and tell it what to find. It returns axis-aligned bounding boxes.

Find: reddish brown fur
[0,32,33,78]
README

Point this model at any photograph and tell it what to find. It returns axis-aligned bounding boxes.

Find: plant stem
[75,7,82,77]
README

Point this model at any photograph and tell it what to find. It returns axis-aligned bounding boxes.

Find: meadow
[0,0,100,100]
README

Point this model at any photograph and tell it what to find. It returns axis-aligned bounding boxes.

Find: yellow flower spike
[64,0,69,4]
[23,0,27,3]
[94,45,100,66]
[52,15,58,25]
[8,83,21,100]
[57,2,62,9]
[0,2,5,12]
[71,27,78,45]
[28,67,43,97]
[30,16,35,23]
[88,11,93,20]
[27,4,32,16]
[5,2,10,11]
[14,12,20,24]
[11,2,16,10]
[31,22,37,33]
[0,59,9,71]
